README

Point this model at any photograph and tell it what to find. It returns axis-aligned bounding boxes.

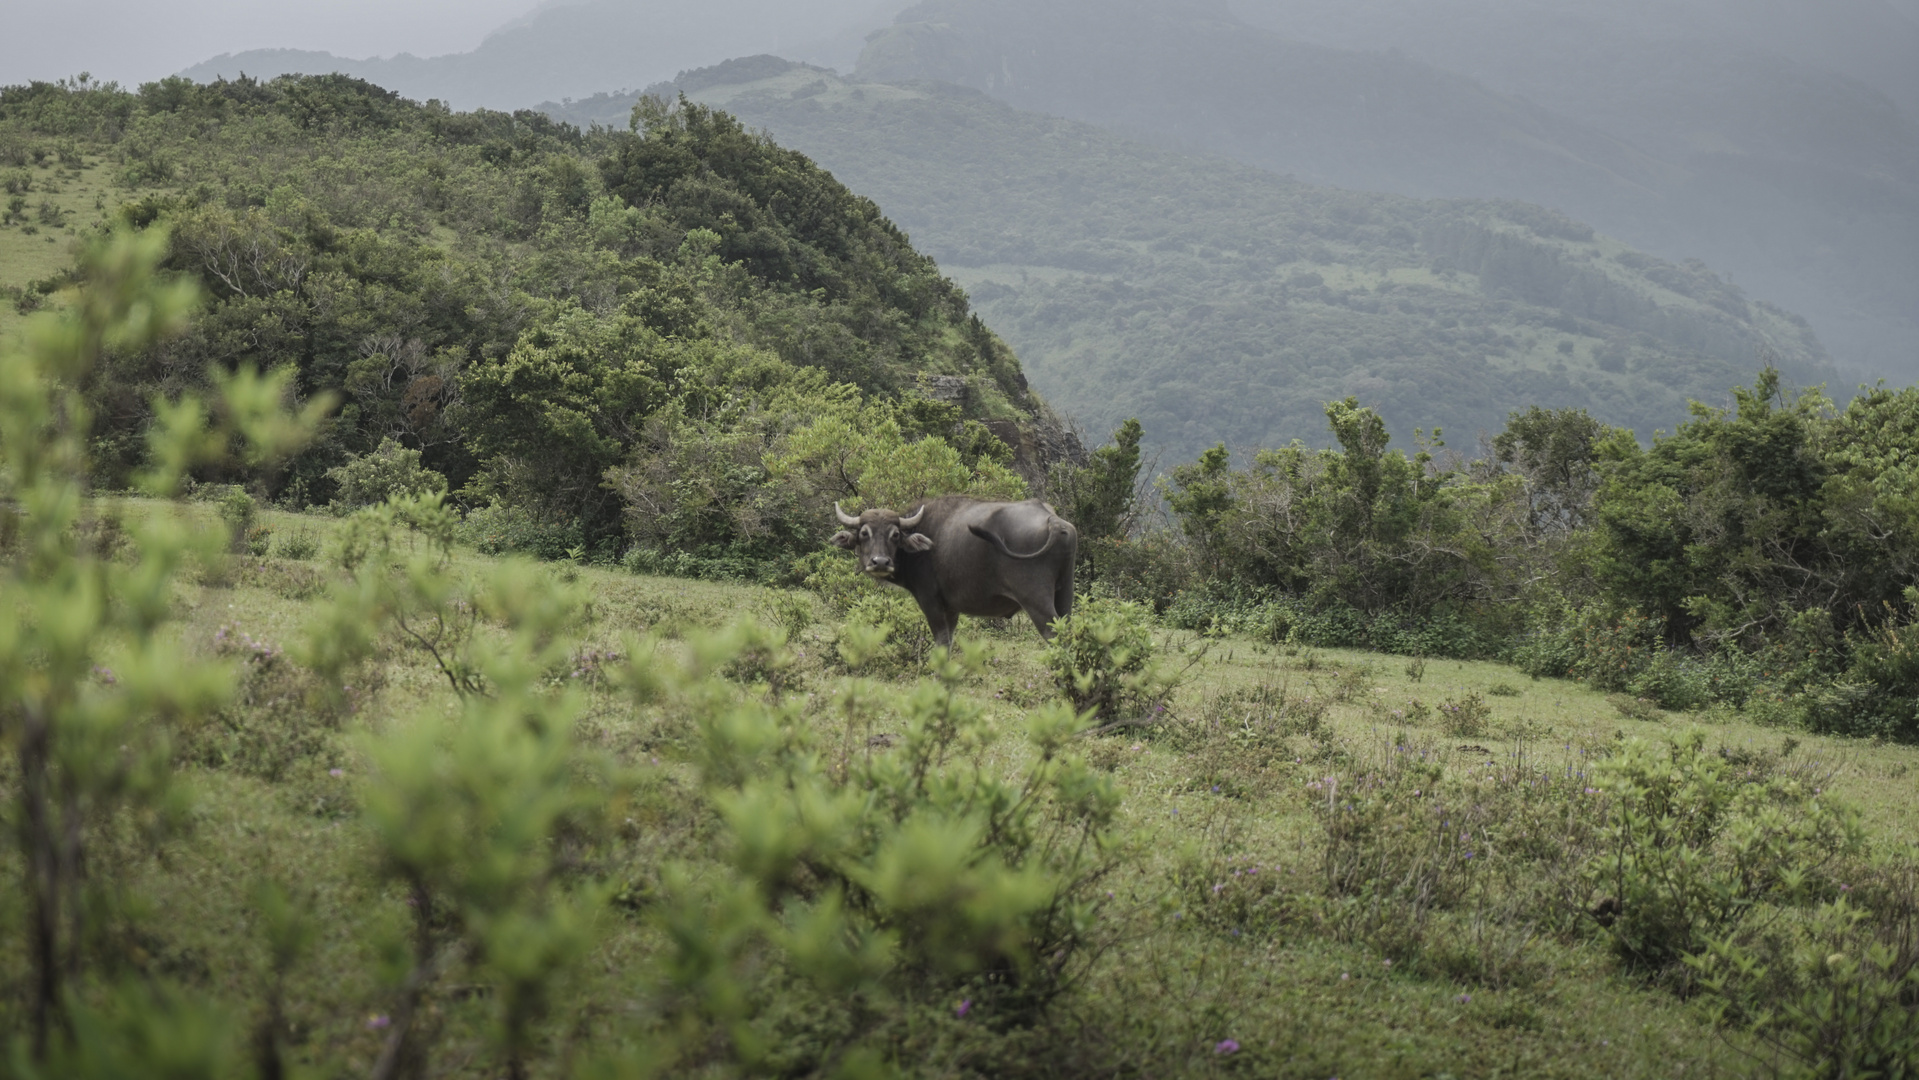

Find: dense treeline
[0,75,1039,569]
[1101,368,1919,741]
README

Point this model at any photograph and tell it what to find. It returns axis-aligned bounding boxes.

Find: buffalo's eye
[889,528,900,541]
[859,526,871,540]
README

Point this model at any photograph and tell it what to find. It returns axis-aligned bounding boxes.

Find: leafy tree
[0,228,324,1066]
[1592,367,1838,646]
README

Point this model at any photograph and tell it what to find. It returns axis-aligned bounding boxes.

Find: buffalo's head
[830,502,932,578]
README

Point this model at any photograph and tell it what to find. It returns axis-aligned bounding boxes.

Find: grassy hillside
[549,64,1833,464]
[0,139,118,341]
[16,494,1916,1076]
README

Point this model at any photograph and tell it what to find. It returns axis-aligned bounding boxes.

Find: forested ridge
[551,61,1836,465]
[0,73,1047,573]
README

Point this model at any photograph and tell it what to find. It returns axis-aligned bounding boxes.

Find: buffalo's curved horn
[898,504,926,527]
[834,501,862,526]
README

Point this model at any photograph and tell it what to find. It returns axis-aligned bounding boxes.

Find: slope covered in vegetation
[857,0,1918,381]
[5,237,1915,1069]
[550,62,1834,465]
[0,74,1052,572]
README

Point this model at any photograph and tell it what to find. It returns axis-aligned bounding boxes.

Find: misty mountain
[545,61,1833,464]
[175,0,907,110]
[1232,0,1919,122]
[855,0,1917,379]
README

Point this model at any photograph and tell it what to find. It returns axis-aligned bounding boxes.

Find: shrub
[1607,693,1664,722]
[837,588,935,676]
[323,436,446,510]
[1690,858,1919,1078]
[180,626,343,781]
[1042,596,1174,723]
[457,502,582,560]
[1589,731,1865,972]
[1628,645,1714,711]
[1078,531,1195,613]
[654,642,1127,1063]
[0,228,325,1067]
[1437,691,1492,738]
[758,589,816,641]
[1829,602,1919,740]
[217,487,256,554]
[275,528,318,560]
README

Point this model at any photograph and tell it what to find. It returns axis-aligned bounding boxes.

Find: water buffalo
[830,496,1078,647]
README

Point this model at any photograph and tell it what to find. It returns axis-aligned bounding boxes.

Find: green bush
[1589,731,1865,972]
[837,588,936,676]
[0,227,326,1069]
[324,436,447,511]
[217,487,256,554]
[274,527,318,560]
[1042,596,1173,723]
[654,641,1127,1064]
[1437,691,1492,738]
[1690,859,1919,1078]
[457,502,583,560]
[1829,601,1919,740]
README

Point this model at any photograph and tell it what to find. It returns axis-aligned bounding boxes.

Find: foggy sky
[0,0,542,88]
[11,0,1916,100]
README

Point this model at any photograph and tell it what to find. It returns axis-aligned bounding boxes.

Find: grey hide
[829,495,1078,647]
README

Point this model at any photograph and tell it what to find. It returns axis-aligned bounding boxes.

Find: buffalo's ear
[904,532,935,552]
[830,530,856,549]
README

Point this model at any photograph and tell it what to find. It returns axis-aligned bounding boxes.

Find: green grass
[14,497,1917,1076]
[0,153,115,343]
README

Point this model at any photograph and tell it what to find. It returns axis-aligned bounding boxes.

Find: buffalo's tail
[968,522,1059,560]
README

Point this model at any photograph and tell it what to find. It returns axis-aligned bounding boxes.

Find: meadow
[9,494,1912,1078]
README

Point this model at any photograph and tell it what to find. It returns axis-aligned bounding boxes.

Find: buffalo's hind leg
[1024,593,1063,641]
[1028,563,1075,640]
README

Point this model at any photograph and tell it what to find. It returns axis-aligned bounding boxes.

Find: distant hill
[175,0,905,110]
[546,62,1835,465]
[855,0,1918,380]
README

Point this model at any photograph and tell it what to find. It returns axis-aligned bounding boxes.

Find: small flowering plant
[1185,850,1297,940]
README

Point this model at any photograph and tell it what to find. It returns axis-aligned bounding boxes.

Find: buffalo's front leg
[911,592,957,650]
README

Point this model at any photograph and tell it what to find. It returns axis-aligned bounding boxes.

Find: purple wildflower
[1214,1039,1240,1055]
[955,999,971,1018]
[367,1014,391,1029]
[329,768,344,778]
